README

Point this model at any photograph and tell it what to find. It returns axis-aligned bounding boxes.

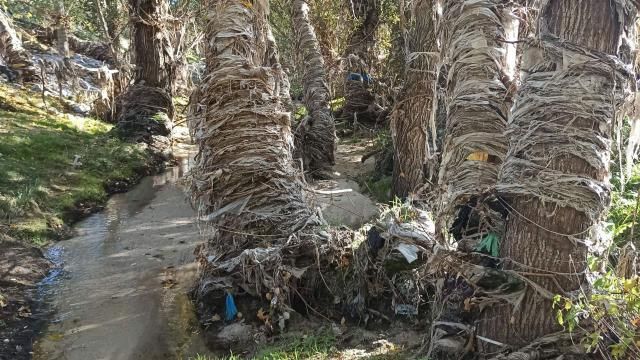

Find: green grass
[0,84,149,244]
[189,332,336,360]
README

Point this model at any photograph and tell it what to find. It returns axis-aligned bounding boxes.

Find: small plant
[553,269,640,359]
[389,196,418,223]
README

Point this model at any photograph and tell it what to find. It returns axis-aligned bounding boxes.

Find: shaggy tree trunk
[341,0,380,123]
[0,10,37,82]
[477,0,637,352]
[55,0,70,58]
[293,0,336,177]
[129,0,173,92]
[390,0,438,199]
[436,0,518,248]
[189,0,325,318]
[116,0,174,146]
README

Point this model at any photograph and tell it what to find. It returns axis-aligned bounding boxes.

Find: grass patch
[189,332,336,360]
[0,84,149,244]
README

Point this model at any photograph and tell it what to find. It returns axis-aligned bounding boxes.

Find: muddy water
[33,156,212,360]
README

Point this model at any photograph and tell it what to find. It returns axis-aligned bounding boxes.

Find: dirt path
[311,139,379,229]
[32,151,211,360]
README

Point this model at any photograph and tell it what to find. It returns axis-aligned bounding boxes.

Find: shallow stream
[33,156,211,360]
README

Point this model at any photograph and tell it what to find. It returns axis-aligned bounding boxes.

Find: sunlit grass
[0,84,149,244]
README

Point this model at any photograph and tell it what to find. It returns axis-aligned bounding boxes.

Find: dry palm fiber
[476,0,638,352]
[292,0,336,177]
[188,0,327,316]
[496,36,633,225]
[390,0,439,199]
[115,84,174,142]
[340,0,380,124]
[0,9,37,82]
[436,0,519,244]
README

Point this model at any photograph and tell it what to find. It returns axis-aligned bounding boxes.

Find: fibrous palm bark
[479,0,637,348]
[55,0,70,58]
[190,0,324,314]
[390,0,438,199]
[477,0,638,351]
[129,0,173,92]
[116,0,174,145]
[0,9,37,82]
[293,0,336,177]
[436,0,518,247]
[341,0,380,123]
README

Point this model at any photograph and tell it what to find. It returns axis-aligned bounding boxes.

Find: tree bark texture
[390,0,438,199]
[129,0,173,92]
[0,10,37,82]
[116,0,175,144]
[55,0,70,58]
[436,0,518,244]
[477,0,637,351]
[293,0,336,176]
[189,0,323,311]
[341,0,380,123]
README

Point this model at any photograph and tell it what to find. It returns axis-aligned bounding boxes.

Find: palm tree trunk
[116,0,174,145]
[477,0,637,351]
[189,0,321,312]
[129,0,173,92]
[390,0,438,199]
[293,0,336,177]
[436,0,518,246]
[341,0,380,123]
[55,0,70,58]
[0,9,37,82]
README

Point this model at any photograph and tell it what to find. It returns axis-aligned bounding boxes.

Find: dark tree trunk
[477,0,637,352]
[55,0,70,58]
[341,0,380,123]
[293,0,336,177]
[390,0,438,199]
[116,0,174,147]
[129,0,173,93]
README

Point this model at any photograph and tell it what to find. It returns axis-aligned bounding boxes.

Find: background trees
[293,0,336,177]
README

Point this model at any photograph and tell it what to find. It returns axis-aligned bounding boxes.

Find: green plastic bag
[474,232,500,257]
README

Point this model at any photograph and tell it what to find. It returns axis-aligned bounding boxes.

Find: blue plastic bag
[225,292,238,321]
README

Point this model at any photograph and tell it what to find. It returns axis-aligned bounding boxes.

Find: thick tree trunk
[293,0,336,177]
[477,0,637,352]
[390,0,438,199]
[129,0,173,92]
[55,0,70,58]
[436,0,518,246]
[116,0,174,146]
[341,0,380,123]
[0,10,37,82]
[190,0,323,315]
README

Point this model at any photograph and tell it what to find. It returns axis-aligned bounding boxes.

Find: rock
[313,179,379,229]
[30,84,43,93]
[212,323,254,349]
[70,103,91,115]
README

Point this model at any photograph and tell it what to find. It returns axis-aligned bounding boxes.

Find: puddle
[33,153,212,360]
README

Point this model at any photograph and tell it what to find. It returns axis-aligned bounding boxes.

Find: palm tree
[0,9,37,82]
[436,0,518,248]
[390,0,438,199]
[477,0,638,351]
[189,0,321,310]
[116,0,175,144]
[293,0,336,177]
[341,0,380,123]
